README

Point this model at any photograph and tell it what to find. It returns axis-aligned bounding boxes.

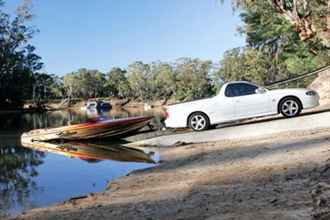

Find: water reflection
[0,107,163,217]
[21,141,156,164]
[0,143,45,218]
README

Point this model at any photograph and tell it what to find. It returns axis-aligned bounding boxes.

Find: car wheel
[188,112,210,131]
[279,98,302,118]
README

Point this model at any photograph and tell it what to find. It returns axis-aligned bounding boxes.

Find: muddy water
[0,108,164,218]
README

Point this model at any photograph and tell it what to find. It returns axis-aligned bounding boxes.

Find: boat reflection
[21,140,156,164]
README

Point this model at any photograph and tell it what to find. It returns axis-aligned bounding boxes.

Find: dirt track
[9,128,330,220]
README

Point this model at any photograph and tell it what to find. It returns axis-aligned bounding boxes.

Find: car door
[211,95,237,123]
[226,83,272,119]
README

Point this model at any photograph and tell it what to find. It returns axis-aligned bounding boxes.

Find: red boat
[21,116,153,141]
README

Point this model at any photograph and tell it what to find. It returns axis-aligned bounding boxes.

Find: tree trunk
[271,0,330,48]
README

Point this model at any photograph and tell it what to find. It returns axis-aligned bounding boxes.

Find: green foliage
[63,69,106,99]
[57,58,214,102]
[63,73,79,99]
[32,73,64,101]
[48,75,65,98]
[1,0,327,106]
[215,48,271,84]
[127,61,152,101]
[175,58,213,101]
[0,1,43,108]
[44,0,329,101]
[216,0,329,87]
[230,0,329,47]
[105,67,130,98]
[149,62,176,101]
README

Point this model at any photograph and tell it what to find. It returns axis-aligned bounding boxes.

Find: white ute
[165,81,320,131]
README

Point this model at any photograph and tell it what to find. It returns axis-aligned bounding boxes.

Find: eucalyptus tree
[0,0,43,108]
[106,67,131,98]
[215,0,329,86]
[63,69,106,99]
[149,62,176,102]
[174,58,213,101]
[49,75,65,98]
[63,72,80,99]
[81,69,106,98]
[127,61,153,101]
[229,0,329,47]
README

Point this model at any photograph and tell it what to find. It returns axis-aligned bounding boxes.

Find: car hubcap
[191,115,206,130]
[282,100,299,116]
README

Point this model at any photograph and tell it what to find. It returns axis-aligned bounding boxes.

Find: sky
[4,0,245,75]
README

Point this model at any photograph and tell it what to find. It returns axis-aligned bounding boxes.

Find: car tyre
[279,97,302,118]
[188,112,210,131]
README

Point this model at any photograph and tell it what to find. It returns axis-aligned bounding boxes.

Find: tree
[33,73,54,103]
[230,0,330,47]
[216,0,329,86]
[63,72,80,99]
[149,62,176,102]
[62,69,106,99]
[0,0,43,108]
[76,69,105,98]
[48,75,65,98]
[127,61,152,101]
[32,73,64,101]
[175,58,213,101]
[105,67,130,98]
[215,48,265,84]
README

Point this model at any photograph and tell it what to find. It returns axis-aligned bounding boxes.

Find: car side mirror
[255,87,267,94]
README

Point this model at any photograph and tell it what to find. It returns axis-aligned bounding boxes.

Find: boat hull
[21,116,153,141]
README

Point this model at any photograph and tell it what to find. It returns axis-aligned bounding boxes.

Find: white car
[165,81,320,131]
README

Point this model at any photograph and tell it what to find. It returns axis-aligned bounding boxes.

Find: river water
[0,108,164,218]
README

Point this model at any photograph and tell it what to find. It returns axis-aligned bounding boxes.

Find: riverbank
[0,98,167,114]
[10,128,330,220]
[27,97,169,111]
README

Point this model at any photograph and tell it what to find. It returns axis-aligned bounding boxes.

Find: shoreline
[0,98,167,113]
[10,128,330,220]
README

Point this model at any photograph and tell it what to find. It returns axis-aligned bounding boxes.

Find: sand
[8,128,330,220]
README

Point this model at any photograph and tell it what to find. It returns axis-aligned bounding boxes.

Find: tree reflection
[0,108,163,217]
[0,144,45,218]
